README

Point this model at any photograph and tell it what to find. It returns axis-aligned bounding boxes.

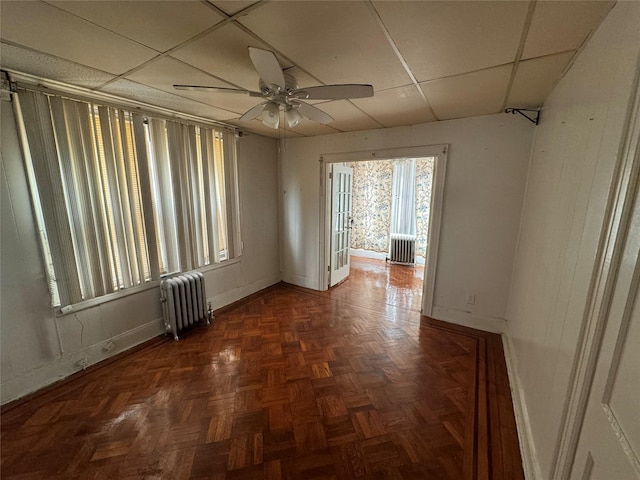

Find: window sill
[198,255,241,274]
[56,256,242,318]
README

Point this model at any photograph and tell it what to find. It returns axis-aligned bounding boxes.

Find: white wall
[280,114,534,332]
[504,2,640,478]
[0,100,280,404]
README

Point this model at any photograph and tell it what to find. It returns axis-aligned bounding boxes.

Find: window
[15,89,241,307]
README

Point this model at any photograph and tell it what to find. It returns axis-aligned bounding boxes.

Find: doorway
[320,145,448,317]
[347,157,434,266]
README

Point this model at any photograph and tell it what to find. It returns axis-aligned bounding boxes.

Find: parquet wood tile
[1,257,524,479]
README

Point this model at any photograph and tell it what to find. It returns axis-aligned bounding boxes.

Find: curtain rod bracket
[505,108,540,125]
[0,70,16,93]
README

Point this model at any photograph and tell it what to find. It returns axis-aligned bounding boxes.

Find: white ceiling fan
[174,47,374,129]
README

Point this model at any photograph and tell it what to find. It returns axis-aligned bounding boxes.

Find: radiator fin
[389,234,416,265]
[161,271,209,341]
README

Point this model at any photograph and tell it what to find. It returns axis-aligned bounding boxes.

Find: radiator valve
[207,302,214,325]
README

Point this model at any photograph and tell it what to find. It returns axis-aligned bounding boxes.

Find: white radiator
[160,272,210,341]
[389,234,416,265]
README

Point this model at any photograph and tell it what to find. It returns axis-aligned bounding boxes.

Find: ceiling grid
[501,0,539,112]
[365,1,439,123]
[0,0,615,137]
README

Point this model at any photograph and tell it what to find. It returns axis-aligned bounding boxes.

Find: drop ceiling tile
[421,65,512,120]
[373,1,529,81]
[227,119,302,138]
[352,85,436,128]
[508,52,575,108]
[0,1,157,75]
[171,24,291,92]
[313,100,383,132]
[238,1,411,91]
[286,122,340,137]
[126,56,262,114]
[283,67,322,89]
[47,1,223,52]
[211,1,258,16]
[101,79,239,121]
[1,42,115,89]
[522,1,614,59]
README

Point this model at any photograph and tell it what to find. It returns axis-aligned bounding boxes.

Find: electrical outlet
[77,357,88,369]
[466,294,476,305]
[103,341,115,352]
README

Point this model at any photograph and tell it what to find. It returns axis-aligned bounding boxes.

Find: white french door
[329,164,353,287]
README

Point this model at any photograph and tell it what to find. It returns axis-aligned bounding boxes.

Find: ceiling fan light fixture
[261,102,280,129]
[175,48,374,130]
[285,106,303,128]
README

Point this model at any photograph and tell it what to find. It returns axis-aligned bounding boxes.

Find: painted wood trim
[320,144,446,164]
[349,249,387,261]
[431,305,506,334]
[422,146,447,316]
[502,334,544,480]
[319,156,330,290]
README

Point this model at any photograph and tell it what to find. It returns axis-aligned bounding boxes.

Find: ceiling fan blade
[291,84,374,100]
[295,102,334,125]
[248,47,285,90]
[239,102,267,122]
[173,85,263,96]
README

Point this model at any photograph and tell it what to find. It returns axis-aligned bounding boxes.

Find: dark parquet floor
[1,257,524,479]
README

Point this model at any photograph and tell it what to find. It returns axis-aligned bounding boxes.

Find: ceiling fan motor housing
[259,72,298,96]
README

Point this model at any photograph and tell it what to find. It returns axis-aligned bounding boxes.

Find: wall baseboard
[1,275,284,405]
[208,276,281,313]
[282,272,319,291]
[431,306,506,333]
[350,249,426,265]
[350,249,387,261]
[0,318,164,405]
[502,334,543,480]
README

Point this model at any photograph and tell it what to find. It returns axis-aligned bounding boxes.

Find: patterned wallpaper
[348,158,434,257]
[349,160,393,253]
[415,157,434,257]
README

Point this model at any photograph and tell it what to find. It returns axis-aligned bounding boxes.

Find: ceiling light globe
[261,102,280,129]
[285,107,303,128]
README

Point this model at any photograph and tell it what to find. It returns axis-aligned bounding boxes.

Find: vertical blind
[16,89,241,307]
